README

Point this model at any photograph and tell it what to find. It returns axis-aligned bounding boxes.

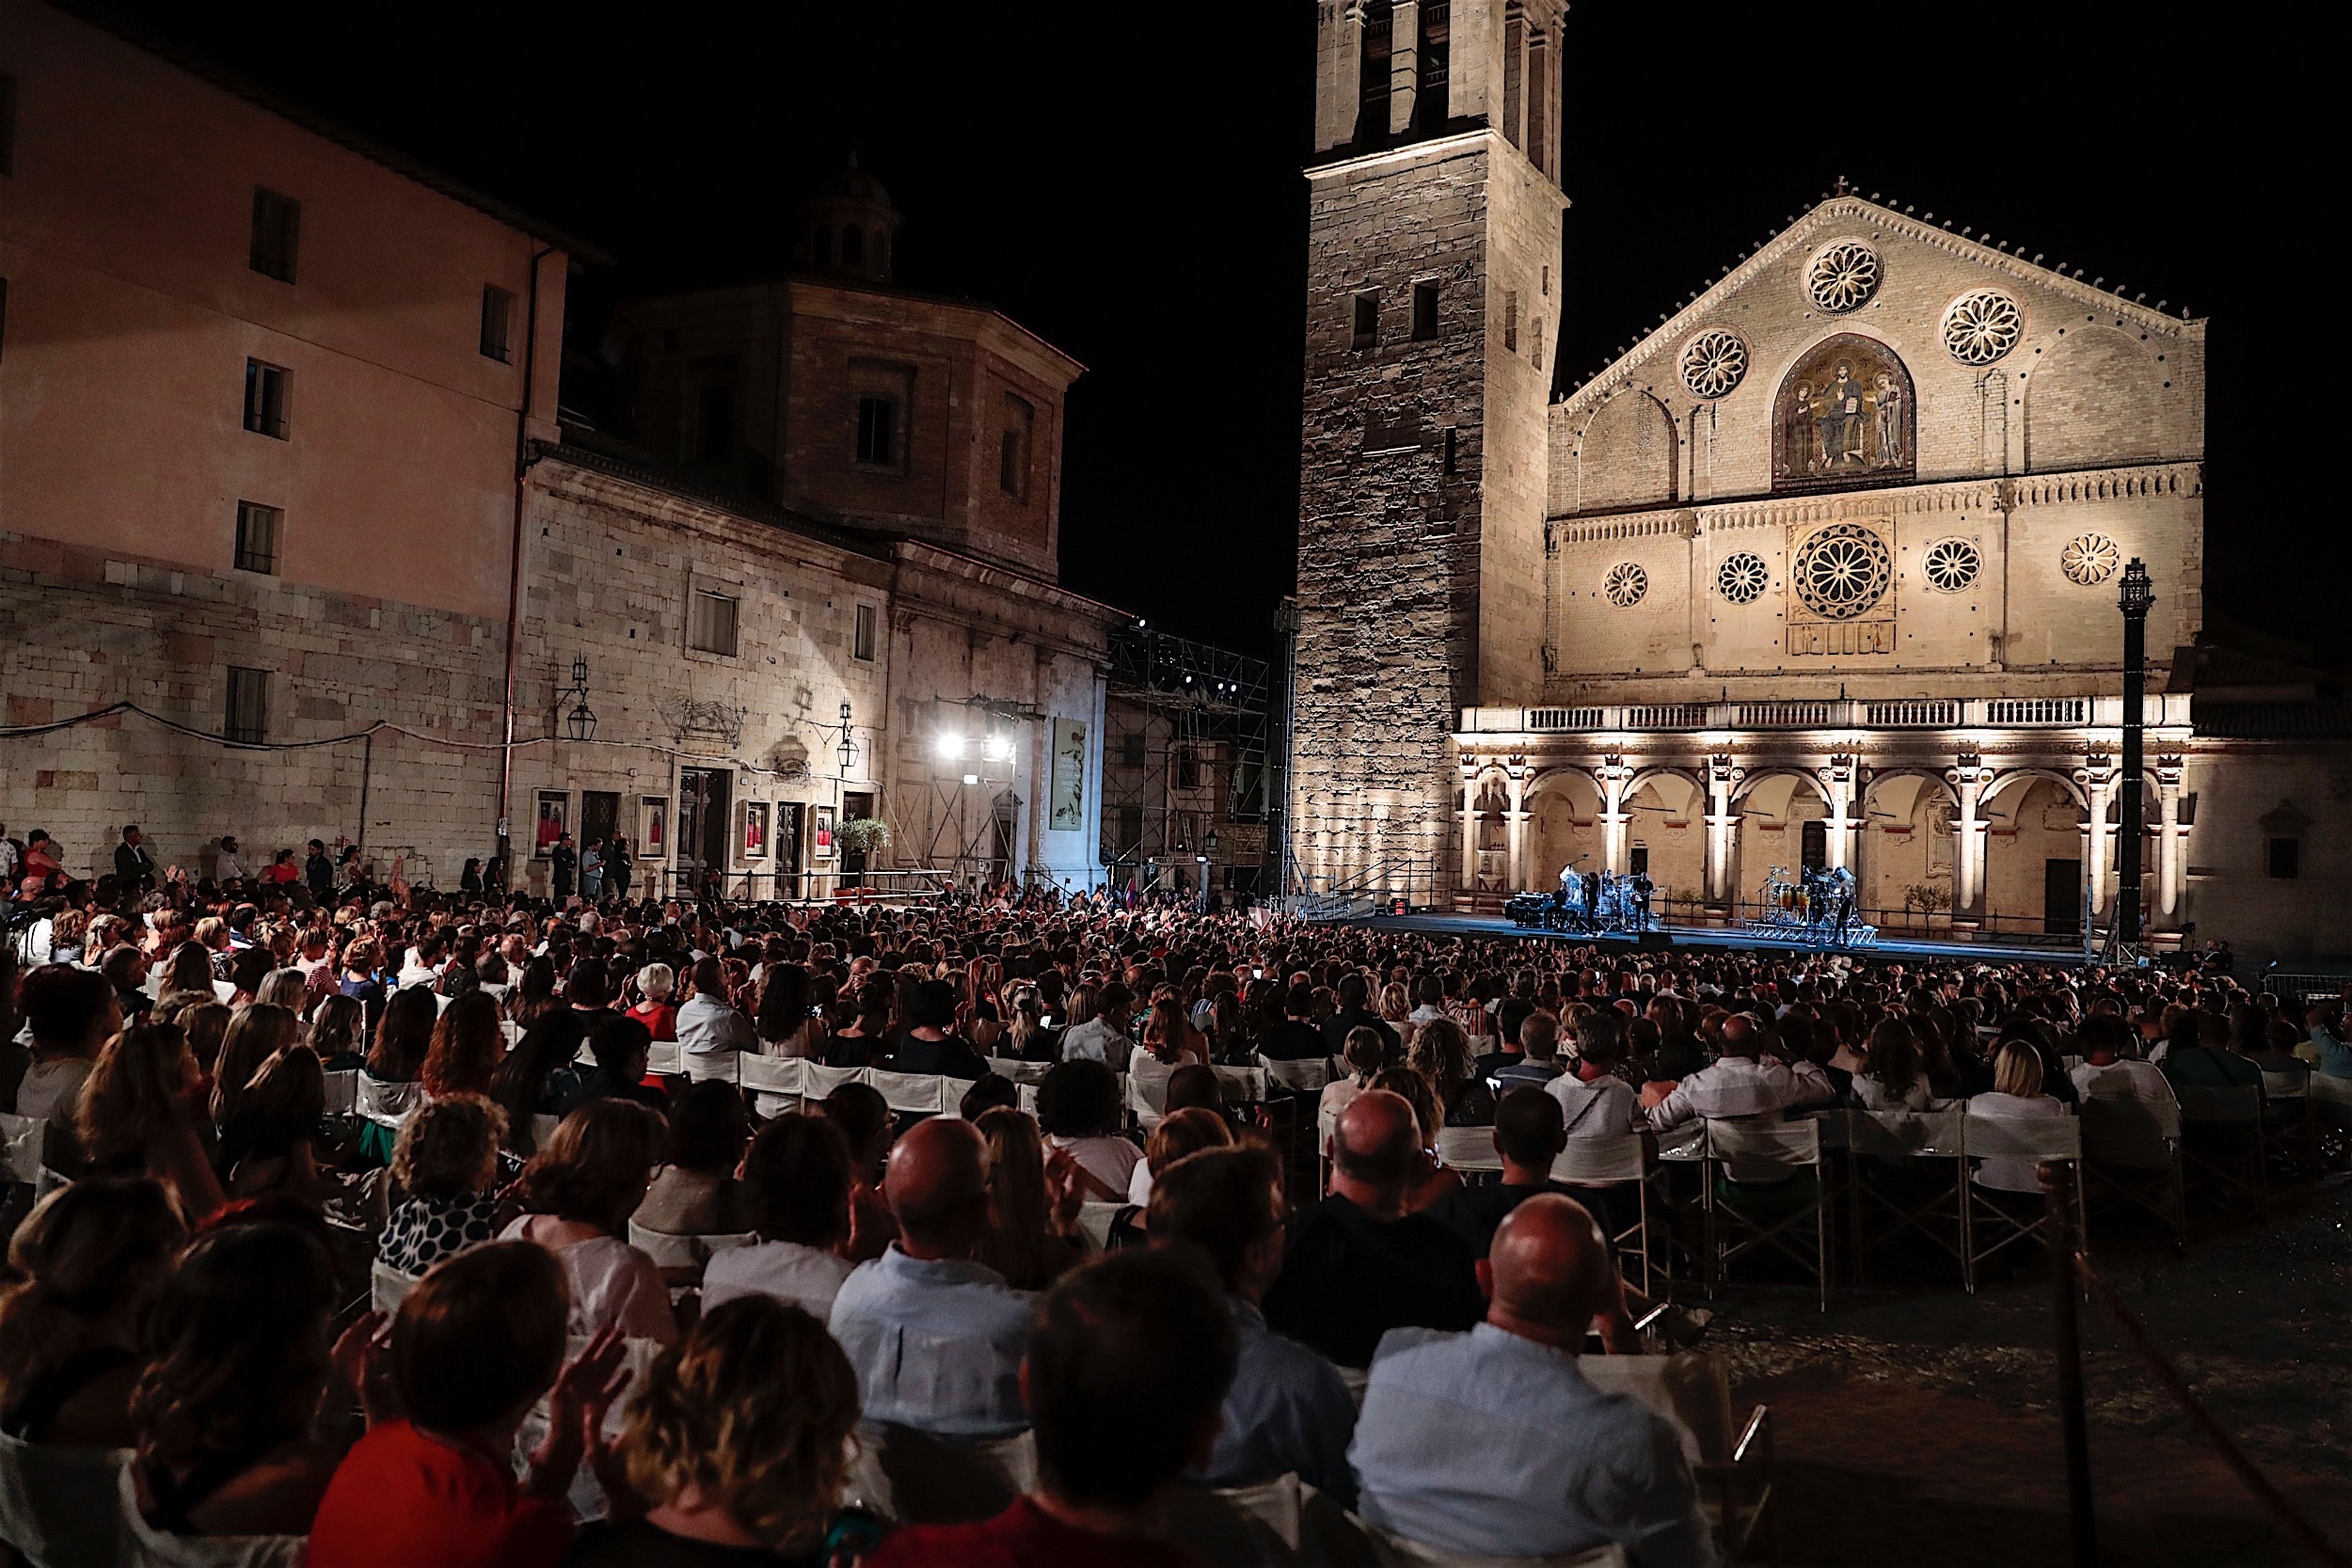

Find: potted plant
[1902,881,1953,930]
[836,816,890,857]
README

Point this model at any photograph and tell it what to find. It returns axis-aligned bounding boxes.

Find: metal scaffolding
[1101,626,1277,897]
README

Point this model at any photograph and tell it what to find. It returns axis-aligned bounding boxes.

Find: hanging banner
[1050,718,1087,831]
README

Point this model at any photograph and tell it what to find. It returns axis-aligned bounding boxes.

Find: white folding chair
[735,1053,805,1111]
[800,1061,866,1105]
[1960,1113,2085,1292]
[628,1222,760,1274]
[1841,1108,1968,1287]
[1259,1055,1330,1094]
[116,1465,304,1568]
[645,1040,685,1077]
[2078,1094,2185,1254]
[2259,1066,2319,1180]
[2178,1084,2267,1218]
[355,1072,421,1133]
[1,1111,46,1188]
[1129,1065,1170,1132]
[1550,1132,1659,1298]
[321,1069,360,1118]
[1436,1124,1503,1176]
[984,1057,1055,1085]
[1701,1118,1833,1310]
[1580,1350,1771,1566]
[865,1069,951,1117]
[841,1422,1037,1526]
[1073,1200,1127,1252]
[1213,1065,1269,1104]
[371,1259,421,1317]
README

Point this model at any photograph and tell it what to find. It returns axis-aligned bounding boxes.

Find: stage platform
[1327,911,2095,967]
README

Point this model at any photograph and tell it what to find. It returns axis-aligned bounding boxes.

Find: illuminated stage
[1332,911,2096,967]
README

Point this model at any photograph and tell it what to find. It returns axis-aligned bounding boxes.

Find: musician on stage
[1631,870,1655,931]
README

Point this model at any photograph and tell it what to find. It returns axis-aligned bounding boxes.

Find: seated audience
[1350,1195,1712,1563]
[1057,981,1131,1066]
[1851,1019,1934,1112]
[1038,1058,1143,1202]
[867,1250,1235,1568]
[10,965,118,1144]
[1149,1144,1356,1504]
[1409,1017,1495,1127]
[959,1072,1021,1120]
[1318,1024,1387,1133]
[1126,1104,1232,1209]
[1431,1086,1581,1257]
[570,1296,866,1567]
[704,1114,859,1321]
[676,958,755,1084]
[303,993,367,1071]
[378,1095,507,1276]
[308,1243,629,1568]
[827,1117,1030,1437]
[1262,1090,1484,1368]
[0,1177,185,1450]
[1496,1008,1565,1091]
[888,980,988,1080]
[2069,1013,2176,1107]
[822,1083,899,1263]
[632,1079,754,1238]
[560,1014,661,1115]
[421,990,505,1100]
[973,1107,1087,1291]
[1645,1012,1832,1128]
[1966,1042,2067,1194]
[500,1099,679,1343]
[74,1022,228,1220]
[1547,1009,1642,1140]
[1369,1068,1461,1211]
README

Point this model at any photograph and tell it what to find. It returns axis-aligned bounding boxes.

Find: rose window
[1603,562,1649,609]
[1804,242,1881,313]
[1922,537,1981,594]
[1792,523,1892,620]
[1941,289,2023,365]
[2060,532,2120,587]
[1715,551,1770,605]
[1678,330,1749,400]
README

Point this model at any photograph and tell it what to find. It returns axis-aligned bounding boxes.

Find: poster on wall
[1049,718,1087,832]
[639,797,668,860]
[741,801,769,861]
[814,805,835,861]
[534,792,567,857]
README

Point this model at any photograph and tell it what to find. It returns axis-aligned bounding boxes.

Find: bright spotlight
[934,733,967,760]
[983,734,1013,763]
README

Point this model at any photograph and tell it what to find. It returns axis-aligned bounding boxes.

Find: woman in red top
[307,1242,630,1568]
[628,962,679,1043]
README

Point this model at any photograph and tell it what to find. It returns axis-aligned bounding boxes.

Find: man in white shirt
[214,835,249,884]
[1548,1013,1642,1138]
[702,1114,858,1321]
[1645,1014,1831,1131]
[2070,1016,2177,1108]
[1060,981,1133,1065]
[675,955,755,1081]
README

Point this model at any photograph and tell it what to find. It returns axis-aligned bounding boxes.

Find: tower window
[0,73,18,177]
[1411,281,1439,341]
[1527,35,1549,178]
[813,226,832,267]
[225,667,269,744]
[480,285,515,361]
[1533,318,1545,371]
[1502,18,1523,147]
[688,590,739,657]
[999,392,1034,501]
[249,187,300,283]
[694,382,736,461]
[1503,290,1518,353]
[842,227,865,268]
[234,501,280,575]
[1416,2,1452,134]
[2268,837,2301,879]
[243,359,290,438]
[1357,0,1392,147]
[856,394,898,465]
[1353,291,1378,350]
[1442,427,1458,474]
[853,603,879,662]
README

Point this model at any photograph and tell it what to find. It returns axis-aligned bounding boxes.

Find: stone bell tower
[1291,0,1567,901]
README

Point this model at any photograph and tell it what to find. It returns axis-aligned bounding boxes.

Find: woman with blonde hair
[1966,1040,2065,1195]
[208,1002,298,1130]
[254,967,310,1017]
[1002,981,1059,1065]
[1407,1015,1495,1128]
[377,1094,509,1276]
[499,1098,677,1343]
[972,1108,1085,1291]
[156,941,219,1011]
[176,999,230,1087]
[0,1177,186,1449]
[420,990,504,1100]
[75,1023,226,1220]
[569,1295,865,1565]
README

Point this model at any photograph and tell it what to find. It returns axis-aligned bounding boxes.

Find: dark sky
[113,2,2292,660]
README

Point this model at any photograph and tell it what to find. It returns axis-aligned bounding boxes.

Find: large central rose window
[1793,523,1892,620]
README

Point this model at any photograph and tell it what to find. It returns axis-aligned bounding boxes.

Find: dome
[831,153,897,213]
[801,154,902,285]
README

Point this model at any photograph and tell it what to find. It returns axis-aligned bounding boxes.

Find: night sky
[108,2,2290,662]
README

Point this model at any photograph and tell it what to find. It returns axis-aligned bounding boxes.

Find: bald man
[827,1117,1032,1436]
[1260,1090,1484,1369]
[1351,1195,1715,1564]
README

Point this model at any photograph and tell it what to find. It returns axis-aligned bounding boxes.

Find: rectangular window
[1120,733,1147,768]
[1411,280,1438,341]
[998,392,1034,500]
[694,382,736,462]
[855,395,897,465]
[1503,289,1518,353]
[1357,0,1392,146]
[233,501,280,575]
[1176,748,1201,790]
[243,359,289,438]
[688,590,739,657]
[1527,37,1549,178]
[1352,290,1378,350]
[853,603,878,662]
[1501,19,1523,146]
[1442,426,1458,474]
[1532,316,1545,371]
[249,187,300,283]
[480,285,514,361]
[225,667,269,744]
[2267,837,2301,879]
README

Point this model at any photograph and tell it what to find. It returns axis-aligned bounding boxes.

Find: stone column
[1947,755,1989,918]
[2156,756,2185,922]
[1820,755,1857,872]
[1503,763,1530,892]
[1599,756,1632,875]
[1457,761,1479,894]
[1389,0,1420,135]
[2082,763,2117,924]
[1704,754,1738,906]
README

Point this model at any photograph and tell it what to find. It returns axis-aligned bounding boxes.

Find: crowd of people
[1,846,2343,1565]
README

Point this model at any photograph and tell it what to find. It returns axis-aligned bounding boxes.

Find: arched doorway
[1731,770,1831,912]
[1463,769,1514,895]
[1981,773,2087,936]
[1528,768,1604,892]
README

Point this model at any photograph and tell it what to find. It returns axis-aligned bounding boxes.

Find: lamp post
[2114,560,2153,956]
[560,657,596,743]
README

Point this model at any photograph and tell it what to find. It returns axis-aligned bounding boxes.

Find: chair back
[1365,1522,1630,1568]
[320,1069,359,1118]
[1845,1107,1966,1161]
[1653,1117,1708,1163]
[2260,1067,2311,1102]
[841,1422,1037,1526]
[2178,1085,2263,1125]
[354,1073,421,1131]
[0,1428,130,1568]
[983,1057,1054,1085]
[644,1041,685,1077]
[627,1223,762,1271]
[866,1069,951,1116]
[370,1259,421,1317]
[1577,1351,1736,1467]
[1260,1055,1330,1093]
[1162,1473,1309,1566]
[2312,1072,2352,1115]
[1213,1065,1270,1103]
[1075,1201,1127,1252]
[800,1062,866,1101]
[114,1463,305,1568]
[1703,1117,1823,1171]
[734,1053,805,1101]
[0,1111,46,1186]
[1436,1125,1502,1173]
[1963,1113,2082,1162]
[2078,1095,2180,1169]
[1549,1131,1645,1185]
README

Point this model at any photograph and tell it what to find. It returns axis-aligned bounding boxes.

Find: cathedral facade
[1294,2,2343,961]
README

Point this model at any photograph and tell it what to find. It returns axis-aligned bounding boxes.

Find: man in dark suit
[113,825,156,893]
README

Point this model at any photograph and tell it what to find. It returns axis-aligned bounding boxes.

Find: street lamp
[561,657,596,743]
[835,702,857,777]
[2113,560,2155,955]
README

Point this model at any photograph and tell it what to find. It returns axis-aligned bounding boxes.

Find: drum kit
[1505,863,1656,935]
[1750,864,1876,948]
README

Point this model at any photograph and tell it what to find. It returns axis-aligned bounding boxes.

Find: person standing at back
[114,825,156,895]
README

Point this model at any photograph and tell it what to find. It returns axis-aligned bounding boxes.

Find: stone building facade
[1295,3,2347,961]
[0,0,1120,896]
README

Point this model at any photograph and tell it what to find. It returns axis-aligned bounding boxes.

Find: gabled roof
[1557,186,2203,420]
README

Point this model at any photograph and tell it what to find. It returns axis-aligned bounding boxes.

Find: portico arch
[1730,768,1832,911]
[1861,769,1959,925]
[1981,774,2089,937]
[1527,767,1605,893]
[1621,769,1706,911]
